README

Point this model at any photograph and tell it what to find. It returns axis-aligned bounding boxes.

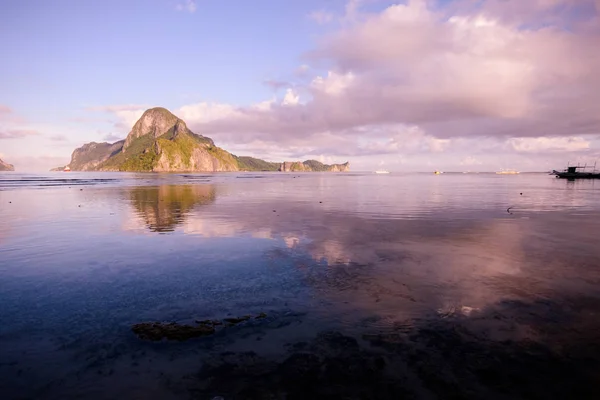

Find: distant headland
[53,107,349,173]
[0,158,15,171]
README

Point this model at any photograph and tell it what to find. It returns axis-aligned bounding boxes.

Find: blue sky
[1,0,327,116]
[1,0,599,171]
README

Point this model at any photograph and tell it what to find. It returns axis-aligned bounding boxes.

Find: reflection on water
[0,173,599,399]
[129,185,216,232]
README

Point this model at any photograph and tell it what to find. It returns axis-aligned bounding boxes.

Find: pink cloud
[183,0,599,154]
[95,0,599,168]
[0,129,40,139]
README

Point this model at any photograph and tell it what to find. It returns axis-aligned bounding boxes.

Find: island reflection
[129,184,216,233]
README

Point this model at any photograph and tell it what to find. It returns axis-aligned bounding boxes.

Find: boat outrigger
[552,162,600,179]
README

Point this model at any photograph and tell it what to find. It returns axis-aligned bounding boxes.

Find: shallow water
[1,172,599,399]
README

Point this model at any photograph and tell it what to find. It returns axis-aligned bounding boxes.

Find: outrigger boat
[552,162,600,179]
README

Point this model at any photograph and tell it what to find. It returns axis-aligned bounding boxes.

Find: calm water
[1,172,599,399]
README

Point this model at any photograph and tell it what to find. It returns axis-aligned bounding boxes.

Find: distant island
[55,107,349,173]
[0,158,15,171]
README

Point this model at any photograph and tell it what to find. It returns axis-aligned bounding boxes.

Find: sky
[1,0,600,172]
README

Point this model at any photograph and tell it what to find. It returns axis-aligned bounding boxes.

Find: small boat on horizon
[552,163,600,179]
[374,170,390,174]
[434,170,443,175]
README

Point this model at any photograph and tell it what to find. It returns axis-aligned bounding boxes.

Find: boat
[552,163,600,179]
[434,170,443,175]
[63,166,71,172]
[374,170,390,174]
[496,169,519,175]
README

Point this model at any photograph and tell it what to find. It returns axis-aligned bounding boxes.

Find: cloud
[295,64,311,76]
[178,0,599,156]
[308,10,334,24]
[263,79,289,91]
[176,0,196,13]
[310,71,355,96]
[49,134,68,142]
[88,104,149,131]
[90,1,600,169]
[282,89,300,106]
[0,129,40,139]
[508,136,591,153]
[0,105,26,124]
[102,133,123,142]
[178,102,241,123]
[459,156,483,166]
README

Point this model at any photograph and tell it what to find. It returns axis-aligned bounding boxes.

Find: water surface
[1,172,599,399]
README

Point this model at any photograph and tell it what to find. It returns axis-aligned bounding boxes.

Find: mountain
[0,158,15,171]
[69,141,124,171]
[62,107,349,172]
[279,160,350,172]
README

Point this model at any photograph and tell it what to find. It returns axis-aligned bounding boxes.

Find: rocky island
[60,107,350,172]
[0,158,15,171]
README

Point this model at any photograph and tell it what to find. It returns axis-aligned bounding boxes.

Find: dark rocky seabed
[0,172,599,399]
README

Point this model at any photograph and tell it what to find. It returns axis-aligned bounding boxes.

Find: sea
[1,171,599,399]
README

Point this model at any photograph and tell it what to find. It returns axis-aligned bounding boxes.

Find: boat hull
[553,171,600,179]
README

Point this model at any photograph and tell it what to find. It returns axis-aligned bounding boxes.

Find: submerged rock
[195,319,223,326]
[131,322,215,341]
[133,313,268,341]
[224,315,252,325]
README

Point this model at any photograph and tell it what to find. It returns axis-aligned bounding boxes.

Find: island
[0,158,15,171]
[59,107,350,173]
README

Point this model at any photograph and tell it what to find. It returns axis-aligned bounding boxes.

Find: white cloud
[508,136,591,152]
[310,71,355,96]
[178,102,240,123]
[282,89,300,106]
[77,0,600,170]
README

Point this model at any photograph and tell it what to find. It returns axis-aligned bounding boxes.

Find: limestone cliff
[64,107,349,172]
[278,160,350,172]
[69,141,124,171]
[0,158,15,171]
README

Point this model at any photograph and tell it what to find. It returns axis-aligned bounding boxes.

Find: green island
[56,107,349,173]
